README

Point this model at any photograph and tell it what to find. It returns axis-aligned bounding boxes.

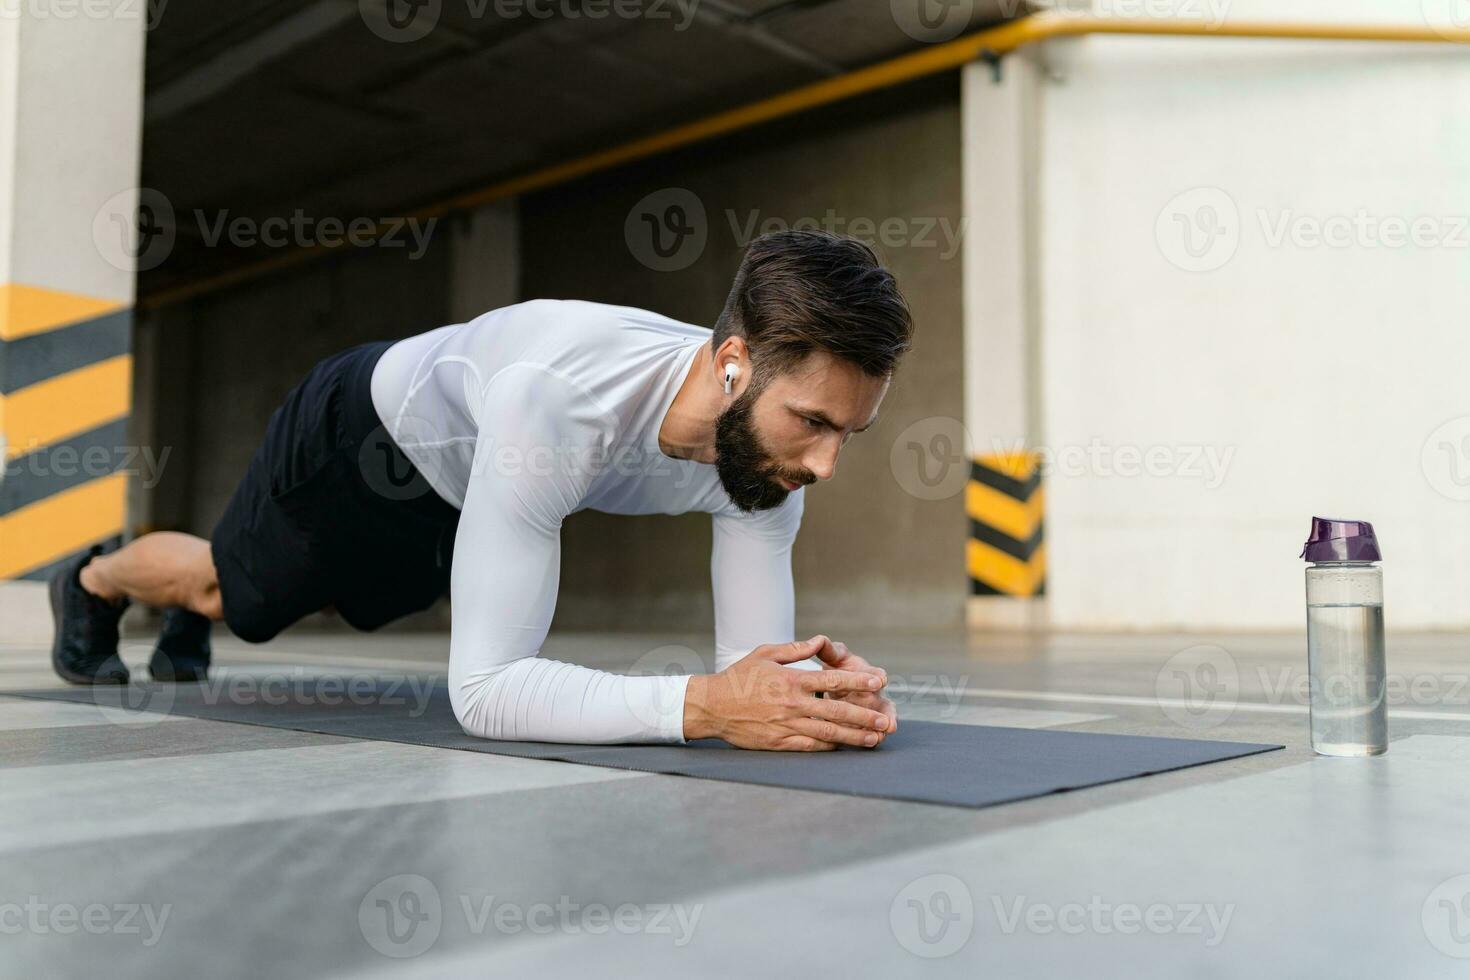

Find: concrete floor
[3,626,1470,977]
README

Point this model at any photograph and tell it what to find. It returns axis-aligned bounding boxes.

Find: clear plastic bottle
[1300,517,1387,757]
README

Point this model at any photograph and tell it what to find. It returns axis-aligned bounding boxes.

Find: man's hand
[684,636,892,751]
[809,637,898,735]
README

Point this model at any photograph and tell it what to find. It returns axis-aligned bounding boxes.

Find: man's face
[715,351,889,512]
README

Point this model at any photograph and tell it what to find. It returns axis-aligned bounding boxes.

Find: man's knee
[219,605,281,644]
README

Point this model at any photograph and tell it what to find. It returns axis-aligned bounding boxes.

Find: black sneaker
[149,607,212,682]
[49,546,130,685]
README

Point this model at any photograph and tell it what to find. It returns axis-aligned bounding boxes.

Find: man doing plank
[50,231,913,750]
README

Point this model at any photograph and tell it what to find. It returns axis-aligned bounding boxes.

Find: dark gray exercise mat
[7,681,1282,809]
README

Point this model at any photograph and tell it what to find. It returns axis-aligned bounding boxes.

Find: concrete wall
[521,79,966,633]
[1018,3,1470,628]
[0,16,16,285]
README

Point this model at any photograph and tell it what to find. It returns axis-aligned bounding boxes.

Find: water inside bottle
[1306,602,1387,756]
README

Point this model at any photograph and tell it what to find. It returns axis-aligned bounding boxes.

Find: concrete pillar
[961,54,1047,629]
[449,200,519,322]
[0,7,145,596]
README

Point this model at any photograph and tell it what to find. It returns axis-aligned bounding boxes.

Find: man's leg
[79,531,222,621]
[50,533,221,685]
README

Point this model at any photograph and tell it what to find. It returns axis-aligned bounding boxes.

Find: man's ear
[713,336,748,387]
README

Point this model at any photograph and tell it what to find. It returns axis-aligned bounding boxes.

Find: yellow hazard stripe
[968,449,1045,597]
[967,537,1047,597]
[1,355,132,461]
[975,450,1039,484]
[0,473,128,578]
[0,283,126,341]
[966,480,1044,543]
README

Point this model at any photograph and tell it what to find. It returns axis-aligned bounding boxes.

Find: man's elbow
[447,664,503,740]
[447,680,481,737]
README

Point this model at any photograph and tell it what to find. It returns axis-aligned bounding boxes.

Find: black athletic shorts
[210,341,460,643]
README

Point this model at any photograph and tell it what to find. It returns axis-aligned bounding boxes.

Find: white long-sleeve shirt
[370,300,806,744]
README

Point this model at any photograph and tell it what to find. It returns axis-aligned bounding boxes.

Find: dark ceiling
[140,0,1023,296]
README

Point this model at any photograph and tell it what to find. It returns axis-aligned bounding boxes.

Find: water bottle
[1300,517,1387,757]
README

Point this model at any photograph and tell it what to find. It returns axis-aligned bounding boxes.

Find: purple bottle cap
[1300,516,1382,562]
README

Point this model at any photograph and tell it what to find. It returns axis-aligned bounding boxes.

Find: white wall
[3,4,145,302]
[0,16,17,284]
[1027,6,1470,628]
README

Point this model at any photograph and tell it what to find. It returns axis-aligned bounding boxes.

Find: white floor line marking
[909,685,1470,723]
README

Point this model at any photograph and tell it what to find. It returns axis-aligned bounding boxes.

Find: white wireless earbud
[723,362,739,395]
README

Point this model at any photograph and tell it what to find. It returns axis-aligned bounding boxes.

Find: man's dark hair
[712,230,913,380]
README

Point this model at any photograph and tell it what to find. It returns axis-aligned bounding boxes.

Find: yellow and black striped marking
[966,452,1045,597]
[0,283,131,580]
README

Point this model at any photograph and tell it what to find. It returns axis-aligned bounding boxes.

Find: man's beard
[714,387,814,512]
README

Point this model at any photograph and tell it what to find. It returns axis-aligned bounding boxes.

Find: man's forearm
[450,656,691,744]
